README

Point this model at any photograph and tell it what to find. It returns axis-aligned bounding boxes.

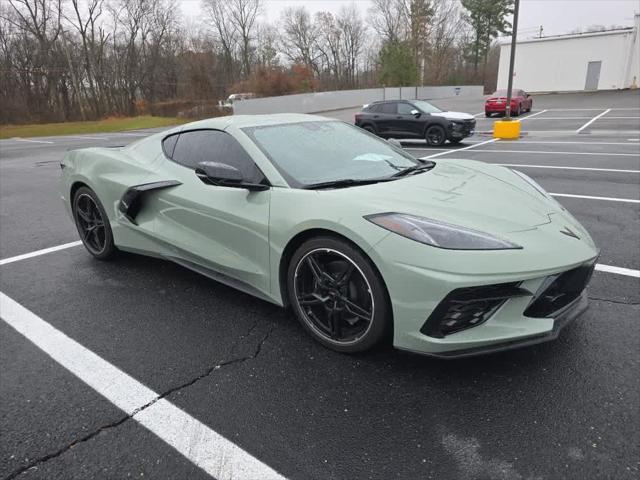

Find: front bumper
[447,120,476,139]
[408,291,589,359]
[368,219,598,358]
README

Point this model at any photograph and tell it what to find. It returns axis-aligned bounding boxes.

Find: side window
[379,102,397,114]
[397,103,415,115]
[168,130,264,183]
[367,104,380,113]
[162,133,179,159]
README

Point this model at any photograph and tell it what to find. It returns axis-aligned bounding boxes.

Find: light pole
[504,0,520,120]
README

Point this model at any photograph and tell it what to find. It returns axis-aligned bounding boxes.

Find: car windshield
[243,121,420,188]
[410,100,442,114]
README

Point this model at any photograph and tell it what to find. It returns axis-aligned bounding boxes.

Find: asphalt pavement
[1,90,639,480]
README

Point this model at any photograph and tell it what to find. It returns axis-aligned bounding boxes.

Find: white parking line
[423,138,499,159]
[0,241,82,266]
[595,264,640,278]
[576,109,611,133]
[545,108,640,111]
[453,149,638,157]
[550,193,640,204]
[494,164,639,174]
[10,137,54,144]
[65,135,109,140]
[501,141,639,146]
[473,112,485,117]
[0,292,286,480]
[517,109,549,120]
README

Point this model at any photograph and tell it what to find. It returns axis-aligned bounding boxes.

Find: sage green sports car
[61,114,599,358]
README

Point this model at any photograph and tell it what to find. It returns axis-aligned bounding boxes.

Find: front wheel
[287,237,391,353]
[425,125,447,146]
[73,186,117,260]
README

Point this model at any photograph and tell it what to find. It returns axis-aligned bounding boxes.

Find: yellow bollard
[493,119,521,139]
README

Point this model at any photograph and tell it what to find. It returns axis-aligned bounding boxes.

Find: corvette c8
[61,114,598,358]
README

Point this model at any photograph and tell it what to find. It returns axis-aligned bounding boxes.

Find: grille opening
[421,283,529,338]
[524,262,595,318]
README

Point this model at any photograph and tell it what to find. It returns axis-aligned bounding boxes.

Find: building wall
[497,18,640,92]
[232,85,483,115]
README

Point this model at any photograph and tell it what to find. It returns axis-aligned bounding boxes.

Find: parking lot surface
[1,90,639,479]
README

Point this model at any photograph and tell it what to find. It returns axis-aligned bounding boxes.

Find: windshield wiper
[302,178,393,190]
[390,160,436,178]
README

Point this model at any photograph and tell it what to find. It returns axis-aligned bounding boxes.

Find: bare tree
[337,5,366,88]
[202,0,239,83]
[279,7,319,73]
[227,0,261,77]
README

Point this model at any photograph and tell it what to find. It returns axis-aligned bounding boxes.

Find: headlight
[365,213,522,250]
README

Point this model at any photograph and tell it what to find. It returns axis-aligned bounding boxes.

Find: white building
[497,14,639,92]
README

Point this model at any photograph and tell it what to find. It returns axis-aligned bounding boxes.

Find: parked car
[61,114,598,358]
[485,89,533,117]
[354,100,476,146]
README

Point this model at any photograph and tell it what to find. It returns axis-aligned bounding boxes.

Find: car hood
[430,111,475,121]
[324,160,563,234]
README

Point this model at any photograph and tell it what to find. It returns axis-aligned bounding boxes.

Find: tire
[527,101,533,113]
[513,104,521,116]
[72,186,117,260]
[485,112,491,118]
[425,124,447,147]
[287,236,391,353]
[362,124,377,135]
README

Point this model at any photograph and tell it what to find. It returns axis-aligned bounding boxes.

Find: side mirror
[410,109,421,117]
[195,161,268,191]
[387,138,403,149]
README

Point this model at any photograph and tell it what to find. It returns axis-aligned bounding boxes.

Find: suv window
[397,103,415,115]
[366,104,380,113]
[165,129,264,183]
[379,102,396,114]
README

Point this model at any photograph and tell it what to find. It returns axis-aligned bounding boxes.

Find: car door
[395,102,423,138]
[150,129,271,297]
[376,102,397,135]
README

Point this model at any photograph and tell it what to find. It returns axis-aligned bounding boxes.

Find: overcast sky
[180,0,639,38]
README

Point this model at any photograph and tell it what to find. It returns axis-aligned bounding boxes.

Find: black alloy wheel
[73,186,116,260]
[288,237,391,353]
[425,125,446,146]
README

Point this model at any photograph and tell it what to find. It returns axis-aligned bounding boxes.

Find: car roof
[173,113,333,132]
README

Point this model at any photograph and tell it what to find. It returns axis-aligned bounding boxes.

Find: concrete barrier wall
[233,85,483,115]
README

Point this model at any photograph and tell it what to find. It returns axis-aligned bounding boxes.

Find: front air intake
[524,262,595,318]
[421,283,530,338]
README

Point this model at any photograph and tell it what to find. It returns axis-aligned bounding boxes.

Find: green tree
[461,0,514,71]
[378,40,418,86]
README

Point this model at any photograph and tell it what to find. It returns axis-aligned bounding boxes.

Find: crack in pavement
[3,320,277,480]
[588,295,640,306]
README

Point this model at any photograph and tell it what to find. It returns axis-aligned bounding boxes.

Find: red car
[485,89,533,117]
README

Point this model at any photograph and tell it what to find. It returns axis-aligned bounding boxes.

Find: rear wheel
[362,124,377,135]
[513,104,521,116]
[287,236,391,353]
[425,125,447,147]
[73,186,117,260]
